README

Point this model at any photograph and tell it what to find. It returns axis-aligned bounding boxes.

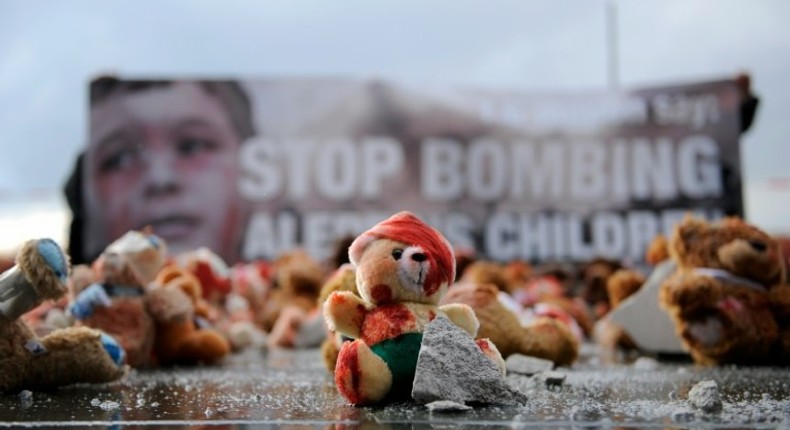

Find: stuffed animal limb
[0,239,126,393]
[439,303,479,337]
[68,283,112,320]
[324,290,366,339]
[661,273,777,365]
[318,264,358,372]
[334,339,393,404]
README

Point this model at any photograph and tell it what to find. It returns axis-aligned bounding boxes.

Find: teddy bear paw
[334,340,392,405]
[100,333,126,366]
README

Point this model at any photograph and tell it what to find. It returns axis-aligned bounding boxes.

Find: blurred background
[1,0,789,253]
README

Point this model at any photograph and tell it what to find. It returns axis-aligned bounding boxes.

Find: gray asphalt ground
[1,345,790,429]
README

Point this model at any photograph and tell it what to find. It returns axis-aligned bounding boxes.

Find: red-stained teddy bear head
[348,211,455,306]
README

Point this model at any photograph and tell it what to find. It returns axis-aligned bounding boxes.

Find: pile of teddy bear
[1,211,789,405]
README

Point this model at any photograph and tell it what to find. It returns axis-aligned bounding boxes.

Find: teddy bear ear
[674,214,709,243]
[348,234,376,267]
[669,214,709,260]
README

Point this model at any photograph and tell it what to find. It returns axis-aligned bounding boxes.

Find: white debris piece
[688,380,723,413]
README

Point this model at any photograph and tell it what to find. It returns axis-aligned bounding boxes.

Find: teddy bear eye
[748,240,767,252]
[391,249,403,261]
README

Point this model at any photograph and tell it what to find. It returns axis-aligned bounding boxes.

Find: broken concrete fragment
[426,400,473,412]
[412,315,527,405]
[505,354,554,375]
[537,370,567,388]
[671,407,696,423]
[570,401,607,422]
[688,380,723,413]
[633,356,659,371]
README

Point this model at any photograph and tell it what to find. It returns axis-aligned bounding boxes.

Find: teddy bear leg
[679,303,778,365]
[334,339,392,405]
[26,327,125,389]
[476,338,506,375]
[176,330,231,365]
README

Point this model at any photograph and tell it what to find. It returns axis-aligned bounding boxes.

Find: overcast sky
[0,0,788,240]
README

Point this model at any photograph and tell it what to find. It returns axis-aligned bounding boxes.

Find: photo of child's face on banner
[79,79,255,264]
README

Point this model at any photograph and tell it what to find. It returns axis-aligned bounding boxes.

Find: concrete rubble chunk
[412,315,527,405]
[426,400,473,412]
[505,354,554,375]
[688,380,723,413]
[536,370,567,388]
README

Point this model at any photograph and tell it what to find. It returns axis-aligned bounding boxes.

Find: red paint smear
[354,212,454,296]
[335,340,362,405]
[371,284,393,303]
[327,294,366,334]
[362,304,416,345]
[192,261,231,299]
[718,297,744,314]
[428,310,436,321]
[476,338,491,351]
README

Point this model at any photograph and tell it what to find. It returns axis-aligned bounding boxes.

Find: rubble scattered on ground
[633,357,659,371]
[535,370,567,388]
[671,406,696,423]
[412,315,527,405]
[426,400,473,412]
[570,400,608,422]
[505,354,554,375]
[688,380,723,413]
[18,390,33,409]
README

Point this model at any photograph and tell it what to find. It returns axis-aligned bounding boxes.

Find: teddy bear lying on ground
[69,230,167,367]
[659,216,788,365]
[441,282,579,365]
[1,239,125,392]
[147,265,231,366]
[324,212,504,405]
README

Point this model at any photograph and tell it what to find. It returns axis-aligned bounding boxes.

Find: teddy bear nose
[748,240,767,252]
[411,252,427,262]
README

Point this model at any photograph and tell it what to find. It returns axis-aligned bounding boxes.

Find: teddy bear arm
[27,327,125,389]
[324,291,366,339]
[660,274,725,316]
[439,303,480,337]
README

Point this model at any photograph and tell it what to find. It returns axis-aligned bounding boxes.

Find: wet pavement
[2,346,790,429]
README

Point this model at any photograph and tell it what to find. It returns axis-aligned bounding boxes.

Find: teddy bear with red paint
[323,211,504,405]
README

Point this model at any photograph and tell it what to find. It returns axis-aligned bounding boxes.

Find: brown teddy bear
[659,216,787,365]
[69,230,167,367]
[146,265,231,366]
[260,250,325,332]
[1,239,125,392]
[324,212,504,405]
[441,282,579,365]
